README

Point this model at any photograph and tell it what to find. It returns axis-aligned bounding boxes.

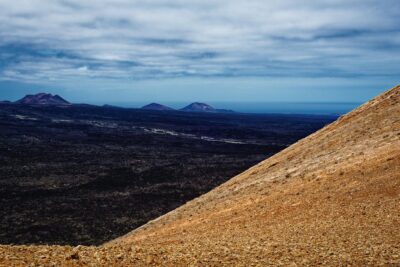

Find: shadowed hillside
[0,85,399,266]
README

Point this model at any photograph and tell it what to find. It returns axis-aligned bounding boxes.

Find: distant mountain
[180,102,216,112]
[15,93,70,105]
[180,102,234,113]
[0,100,11,104]
[141,103,174,111]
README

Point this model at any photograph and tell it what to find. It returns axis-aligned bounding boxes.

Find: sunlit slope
[108,85,400,265]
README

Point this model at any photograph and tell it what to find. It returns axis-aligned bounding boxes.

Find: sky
[0,0,399,105]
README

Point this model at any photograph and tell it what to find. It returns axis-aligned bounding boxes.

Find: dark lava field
[0,103,336,245]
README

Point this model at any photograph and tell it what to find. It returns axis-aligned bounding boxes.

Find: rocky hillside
[1,85,399,266]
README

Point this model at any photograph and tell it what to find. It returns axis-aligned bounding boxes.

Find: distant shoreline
[101,101,361,115]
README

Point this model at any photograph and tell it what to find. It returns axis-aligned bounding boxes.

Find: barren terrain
[0,104,331,246]
[0,85,399,266]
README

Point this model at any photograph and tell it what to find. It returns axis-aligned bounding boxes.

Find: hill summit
[15,93,70,105]
[180,102,233,113]
[180,102,216,112]
[141,103,174,111]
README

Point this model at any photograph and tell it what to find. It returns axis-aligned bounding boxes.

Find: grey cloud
[0,0,399,83]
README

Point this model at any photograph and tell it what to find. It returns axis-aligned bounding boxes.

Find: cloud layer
[0,0,399,83]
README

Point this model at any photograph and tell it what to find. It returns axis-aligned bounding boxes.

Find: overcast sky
[0,0,399,104]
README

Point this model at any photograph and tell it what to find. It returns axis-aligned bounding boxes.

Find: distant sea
[106,102,362,116]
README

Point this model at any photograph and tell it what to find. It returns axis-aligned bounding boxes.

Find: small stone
[67,248,80,261]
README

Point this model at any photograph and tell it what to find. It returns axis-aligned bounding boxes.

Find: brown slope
[1,85,400,266]
[107,84,400,265]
